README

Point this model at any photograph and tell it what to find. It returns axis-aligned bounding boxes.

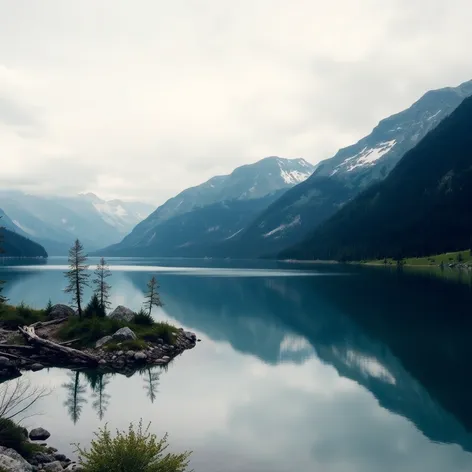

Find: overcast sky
[1,0,472,204]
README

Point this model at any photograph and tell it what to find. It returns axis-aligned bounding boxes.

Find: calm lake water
[2,257,472,472]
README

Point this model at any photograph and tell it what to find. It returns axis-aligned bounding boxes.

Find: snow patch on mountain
[332,140,397,174]
[12,220,36,235]
[264,215,301,238]
[280,169,312,184]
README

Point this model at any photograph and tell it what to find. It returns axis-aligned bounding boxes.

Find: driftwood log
[18,325,98,366]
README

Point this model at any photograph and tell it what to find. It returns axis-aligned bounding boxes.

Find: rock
[98,359,107,365]
[43,462,64,471]
[53,454,67,462]
[157,338,163,345]
[49,304,76,320]
[30,363,44,372]
[134,352,147,361]
[126,350,135,358]
[0,447,33,471]
[183,331,196,342]
[31,452,55,464]
[109,306,135,323]
[95,336,113,349]
[64,464,84,471]
[117,351,124,356]
[112,327,137,342]
[0,356,12,367]
[161,356,170,362]
[29,427,51,441]
[21,427,28,438]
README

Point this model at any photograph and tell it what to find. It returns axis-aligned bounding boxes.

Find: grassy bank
[0,303,46,330]
[365,249,472,267]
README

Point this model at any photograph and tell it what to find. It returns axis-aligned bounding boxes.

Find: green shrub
[45,298,53,317]
[105,339,148,352]
[0,304,46,329]
[133,309,154,326]
[75,421,191,472]
[84,294,106,318]
[137,322,177,345]
[0,418,43,459]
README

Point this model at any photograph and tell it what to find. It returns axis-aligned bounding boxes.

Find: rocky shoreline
[0,426,82,471]
[0,305,199,380]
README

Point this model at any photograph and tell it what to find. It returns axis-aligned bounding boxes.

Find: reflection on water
[2,258,472,471]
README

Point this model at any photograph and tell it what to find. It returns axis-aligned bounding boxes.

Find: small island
[0,240,198,381]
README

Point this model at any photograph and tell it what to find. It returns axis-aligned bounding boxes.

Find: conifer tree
[143,276,163,316]
[64,239,90,317]
[93,257,112,313]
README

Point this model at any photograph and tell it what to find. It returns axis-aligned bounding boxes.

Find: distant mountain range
[98,157,314,256]
[0,192,153,255]
[282,94,472,261]
[99,79,472,260]
[222,79,472,257]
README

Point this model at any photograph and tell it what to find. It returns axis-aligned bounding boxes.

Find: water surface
[2,257,472,472]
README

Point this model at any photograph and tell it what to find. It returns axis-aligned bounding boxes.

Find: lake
[2,257,472,472]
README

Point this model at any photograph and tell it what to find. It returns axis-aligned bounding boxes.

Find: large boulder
[112,327,137,342]
[0,356,12,368]
[49,304,75,320]
[65,464,84,471]
[29,427,51,441]
[0,446,33,471]
[95,336,113,349]
[109,306,135,323]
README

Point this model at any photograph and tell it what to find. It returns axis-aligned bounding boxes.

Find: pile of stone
[0,427,82,471]
[93,327,197,371]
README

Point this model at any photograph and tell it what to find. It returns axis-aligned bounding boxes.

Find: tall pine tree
[93,257,112,313]
[64,239,90,317]
[143,276,163,316]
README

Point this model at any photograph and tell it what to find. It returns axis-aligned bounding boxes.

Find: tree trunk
[18,326,98,366]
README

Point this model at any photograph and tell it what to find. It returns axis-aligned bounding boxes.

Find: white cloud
[0,0,471,203]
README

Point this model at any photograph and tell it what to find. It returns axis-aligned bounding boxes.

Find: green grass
[0,303,46,330]
[57,316,178,348]
[365,249,472,267]
[0,418,44,459]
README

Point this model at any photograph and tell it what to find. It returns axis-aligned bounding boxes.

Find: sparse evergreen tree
[64,239,90,318]
[84,372,111,421]
[93,257,112,313]
[143,276,163,316]
[62,371,88,424]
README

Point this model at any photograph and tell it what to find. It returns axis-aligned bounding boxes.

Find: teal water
[2,257,472,472]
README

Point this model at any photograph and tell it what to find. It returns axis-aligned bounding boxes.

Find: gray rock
[53,454,67,462]
[109,306,135,323]
[95,336,113,349]
[30,363,44,372]
[184,331,196,342]
[31,452,55,464]
[43,462,64,471]
[64,464,84,471]
[0,447,33,471]
[134,352,147,361]
[126,350,135,358]
[112,327,136,342]
[117,351,124,356]
[161,356,170,361]
[49,304,76,320]
[29,427,51,441]
[98,359,107,365]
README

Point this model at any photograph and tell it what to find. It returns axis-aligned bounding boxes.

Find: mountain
[222,80,472,257]
[0,191,154,255]
[99,157,314,256]
[282,94,472,261]
[0,211,48,258]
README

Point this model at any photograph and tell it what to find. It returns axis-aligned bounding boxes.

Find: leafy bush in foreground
[75,421,191,472]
